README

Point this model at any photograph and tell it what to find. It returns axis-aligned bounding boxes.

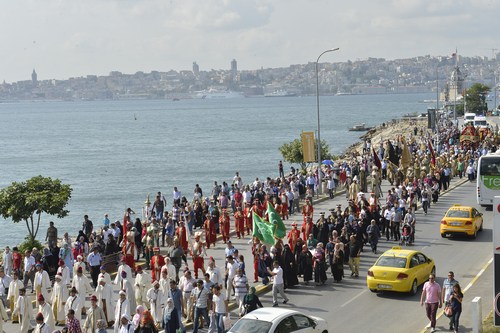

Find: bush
[18,236,44,255]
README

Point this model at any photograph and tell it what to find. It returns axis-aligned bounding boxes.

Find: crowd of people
[0,116,497,333]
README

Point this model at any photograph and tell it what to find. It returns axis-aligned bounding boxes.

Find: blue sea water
[0,93,433,247]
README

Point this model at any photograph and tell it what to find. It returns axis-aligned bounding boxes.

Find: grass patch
[483,311,500,333]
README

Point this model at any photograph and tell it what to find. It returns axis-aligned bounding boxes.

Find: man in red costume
[150,247,165,281]
[234,188,243,210]
[302,198,314,223]
[122,223,136,270]
[175,220,189,252]
[301,217,314,242]
[219,209,231,243]
[233,207,245,239]
[203,213,217,249]
[243,202,252,235]
[287,222,301,252]
[190,232,206,279]
[251,199,262,218]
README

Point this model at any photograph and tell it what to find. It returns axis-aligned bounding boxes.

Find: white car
[228,307,329,333]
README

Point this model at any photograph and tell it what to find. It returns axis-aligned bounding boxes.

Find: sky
[0,0,499,83]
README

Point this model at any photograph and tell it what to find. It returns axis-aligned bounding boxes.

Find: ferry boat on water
[264,90,297,97]
[194,89,245,99]
[348,123,373,131]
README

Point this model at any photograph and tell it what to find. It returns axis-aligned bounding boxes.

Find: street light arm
[316,48,340,63]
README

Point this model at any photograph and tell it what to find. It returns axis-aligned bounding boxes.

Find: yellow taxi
[440,204,483,239]
[367,246,435,295]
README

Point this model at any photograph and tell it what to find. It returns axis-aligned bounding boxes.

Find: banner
[252,213,275,245]
[267,202,286,239]
[301,131,315,163]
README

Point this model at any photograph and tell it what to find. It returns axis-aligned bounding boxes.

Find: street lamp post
[315,47,339,196]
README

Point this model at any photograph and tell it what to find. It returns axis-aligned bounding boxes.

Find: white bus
[464,112,476,124]
[477,151,500,207]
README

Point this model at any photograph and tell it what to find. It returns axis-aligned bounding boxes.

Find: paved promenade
[3,175,471,332]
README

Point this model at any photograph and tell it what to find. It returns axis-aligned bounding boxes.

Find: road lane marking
[341,290,367,307]
[419,257,493,333]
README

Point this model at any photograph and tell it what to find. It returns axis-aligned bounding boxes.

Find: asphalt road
[5,177,493,333]
[253,180,493,333]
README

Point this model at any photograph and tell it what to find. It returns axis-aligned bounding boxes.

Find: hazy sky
[1,0,498,83]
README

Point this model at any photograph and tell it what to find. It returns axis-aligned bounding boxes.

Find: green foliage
[18,236,44,255]
[0,175,72,241]
[279,137,332,170]
[464,83,490,114]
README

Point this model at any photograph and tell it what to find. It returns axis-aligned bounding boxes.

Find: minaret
[31,69,38,85]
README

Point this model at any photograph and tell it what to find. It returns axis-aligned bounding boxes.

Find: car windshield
[376,256,407,268]
[446,210,470,218]
[230,319,273,333]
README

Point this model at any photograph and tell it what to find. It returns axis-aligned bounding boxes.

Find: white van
[474,115,488,128]
[464,112,475,124]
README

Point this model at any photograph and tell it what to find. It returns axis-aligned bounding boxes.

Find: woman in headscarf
[134,310,158,333]
[161,298,179,333]
[298,244,313,285]
[242,287,262,314]
[59,242,74,278]
[132,305,145,328]
[41,247,58,280]
[280,244,299,289]
[331,242,345,283]
[313,243,327,286]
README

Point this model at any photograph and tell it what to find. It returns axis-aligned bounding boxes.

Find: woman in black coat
[298,244,313,284]
[281,244,299,288]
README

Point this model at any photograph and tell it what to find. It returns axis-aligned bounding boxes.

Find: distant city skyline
[1,0,499,83]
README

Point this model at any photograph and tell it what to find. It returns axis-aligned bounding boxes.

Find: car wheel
[471,228,477,239]
[409,279,418,296]
[369,288,377,293]
[479,221,483,231]
[431,266,436,276]
[440,233,446,238]
[321,331,328,333]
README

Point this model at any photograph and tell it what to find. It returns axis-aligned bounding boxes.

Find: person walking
[348,235,361,278]
[450,283,463,333]
[191,279,210,333]
[420,273,442,333]
[267,261,289,307]
[442,271,459,331]
[211,285,228,333]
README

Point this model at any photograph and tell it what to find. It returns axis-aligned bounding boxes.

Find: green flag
[252,212,275,245]
[267,202,286,239]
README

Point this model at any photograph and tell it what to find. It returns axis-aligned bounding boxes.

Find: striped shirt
[233,274,248,296]
[191,286,210,308]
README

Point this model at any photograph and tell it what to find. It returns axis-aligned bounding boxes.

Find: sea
[0,92,434,247]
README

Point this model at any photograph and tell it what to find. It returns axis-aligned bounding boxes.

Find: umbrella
[322,159,334,166]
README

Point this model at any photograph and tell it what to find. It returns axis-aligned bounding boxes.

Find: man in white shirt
[268,261,289,307]
[23,250,36,292]
[2,246,13,276]
[180,270,196,322]
[211,285,228,333]
[225,256,239,300]
[0,267,12,307]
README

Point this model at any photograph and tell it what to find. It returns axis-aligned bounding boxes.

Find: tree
[279,137,333,170]
[464,83,490,114]
[0,175,72,242]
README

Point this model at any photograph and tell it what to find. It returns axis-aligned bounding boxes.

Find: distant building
[231,59,237,74]
[193,62,199,76]
[31,69,38,85]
